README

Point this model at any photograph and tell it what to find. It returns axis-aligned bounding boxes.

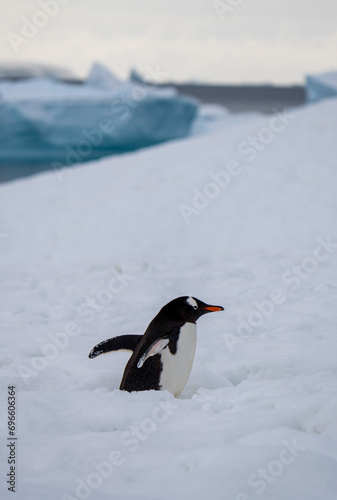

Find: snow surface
[1,97,337,500]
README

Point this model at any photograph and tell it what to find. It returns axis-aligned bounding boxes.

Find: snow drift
[0,97,337,500]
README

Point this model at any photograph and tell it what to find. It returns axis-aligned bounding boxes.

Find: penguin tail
[88,334,142,359]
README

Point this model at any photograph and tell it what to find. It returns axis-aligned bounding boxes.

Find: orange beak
[204,305,224,312]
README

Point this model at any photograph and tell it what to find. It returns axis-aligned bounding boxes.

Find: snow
[0,63,198,165]
[1,97,337,500]
[306,70,337,103]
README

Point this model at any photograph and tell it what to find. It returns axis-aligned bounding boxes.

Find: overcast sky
[1,0,337,83]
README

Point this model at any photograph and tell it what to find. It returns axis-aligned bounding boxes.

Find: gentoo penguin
[89,296,224,397]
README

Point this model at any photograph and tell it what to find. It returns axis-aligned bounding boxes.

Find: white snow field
[1,97,337,500]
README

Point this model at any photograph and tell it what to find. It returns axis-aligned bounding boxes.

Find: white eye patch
[186,297,198,309]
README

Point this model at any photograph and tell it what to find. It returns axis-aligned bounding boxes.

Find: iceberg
[0,63,198,168]
[306,71,337,103]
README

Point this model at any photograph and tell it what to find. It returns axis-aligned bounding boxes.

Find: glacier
[0,63,198,167]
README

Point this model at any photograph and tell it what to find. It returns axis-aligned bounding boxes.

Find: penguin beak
[203,305,224,313]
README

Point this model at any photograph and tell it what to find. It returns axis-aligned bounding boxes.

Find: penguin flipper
[89,335,142,359]
[137,338,170,369]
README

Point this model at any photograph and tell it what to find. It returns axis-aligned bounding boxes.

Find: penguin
[89,296,224,397]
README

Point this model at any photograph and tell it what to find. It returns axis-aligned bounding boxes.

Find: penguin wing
[89,335,142,359]
[137,338,170,369]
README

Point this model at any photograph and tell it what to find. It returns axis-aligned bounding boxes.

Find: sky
[1,0,337,84]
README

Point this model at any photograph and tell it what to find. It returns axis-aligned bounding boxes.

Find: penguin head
[160,296,224,324]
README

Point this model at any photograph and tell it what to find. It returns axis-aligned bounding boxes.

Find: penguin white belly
[159,322,197,397]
